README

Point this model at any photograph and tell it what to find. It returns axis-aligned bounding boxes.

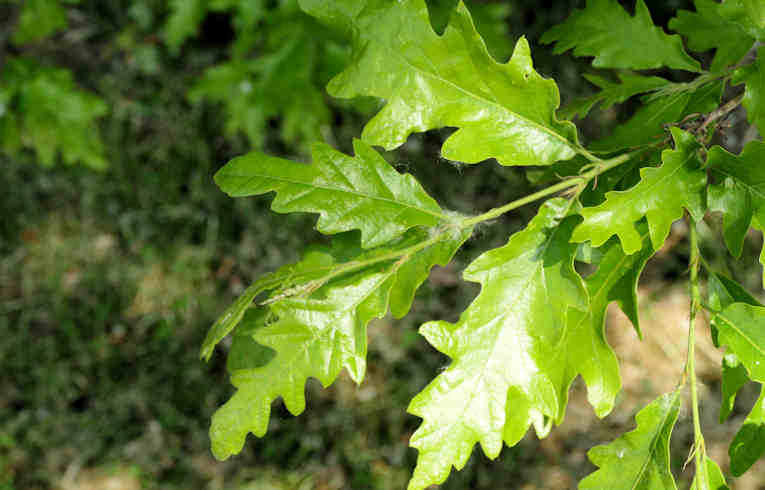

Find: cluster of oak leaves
[200,1,765,488]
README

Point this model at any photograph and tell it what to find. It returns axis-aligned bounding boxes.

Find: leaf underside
[210,226,472,460]
[580,390,681,490]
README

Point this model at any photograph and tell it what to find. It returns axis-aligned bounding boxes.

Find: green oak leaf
[540,0,700,72]
[707,141,765,259]
[691,456,730,490]
[210,227,471,460]
[669,0,757,72]
[711,303,765,383]
[572,128,706,254]
[304,0,578,166]
[406,198,592,490]
[558,228,654,419]
[200,244,344,361]
[721,354,750,423]
[709,176,753,258]
[580,390,681,490]
[561,72,670,120]
[730,385,765,476]
[707,273,761,422]
[590,80,722,153]
[215,139,446,248]
[732,46,765,137]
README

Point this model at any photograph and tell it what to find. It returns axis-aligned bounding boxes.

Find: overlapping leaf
[710,303,765,383]
[707,140,765,259]
[215,139,445,248]
[200,245,344,361]
[406,199,597,490]
[561,72,670,120]
[210,227,472,460]
[732,46,765,137]
[590,81,722,152]
[691,457,729,490]
[580,390,681,489]
[541,0,700,72]
[555,228,654,419]
[729,386,765,476]
[572,128,706,254]
[708,273,761,423]
[669,0,758,72]
[302,0,578,166]
[707,279,765,476]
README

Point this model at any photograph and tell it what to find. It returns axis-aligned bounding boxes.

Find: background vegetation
[1,0,762,488]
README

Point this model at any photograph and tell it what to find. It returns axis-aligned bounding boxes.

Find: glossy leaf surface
[215,139,445,248]
[406,199,591,489]
[573,128,706,254]
[210,227,471,460]
[580,390,681,489]
[307,0,578,166]
[541,0,700,72]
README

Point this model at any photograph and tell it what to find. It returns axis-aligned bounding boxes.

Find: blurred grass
[3,0,764,489]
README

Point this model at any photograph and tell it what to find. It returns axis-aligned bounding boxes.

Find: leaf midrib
[382,37,575,154]
[715,310,765,360]
[222,170,446,220]
[631,392,678,489]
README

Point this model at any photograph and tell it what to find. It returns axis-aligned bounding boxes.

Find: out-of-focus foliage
[0,58,107,169]
[169,0,512,152]
[3,0,80,44]
[1,0,107,168]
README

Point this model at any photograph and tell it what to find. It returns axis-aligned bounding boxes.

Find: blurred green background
[2,1,763,489]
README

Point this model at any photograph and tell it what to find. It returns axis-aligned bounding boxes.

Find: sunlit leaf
[572,128,706,254]
[541,0,700,72]
[209,227,471,460]
[580,390,681,489]
[215,139,446,248]
[406,199,593,489]
[304,0,578,166]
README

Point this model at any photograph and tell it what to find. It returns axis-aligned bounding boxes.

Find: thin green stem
[460,151,636,227]
[264,149,640,303]
[687,217,707,486]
